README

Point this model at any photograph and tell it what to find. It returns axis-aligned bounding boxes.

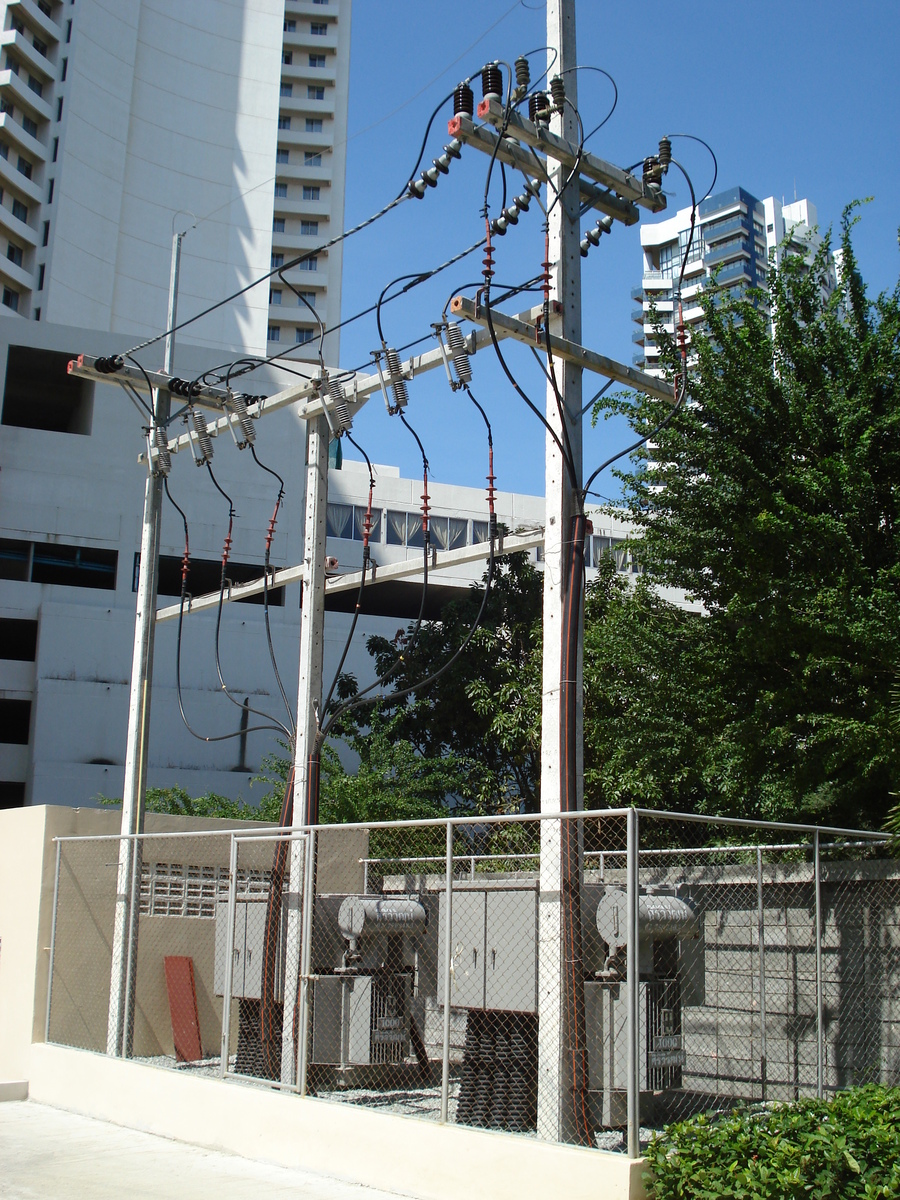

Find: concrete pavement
[0,1101,415,1199]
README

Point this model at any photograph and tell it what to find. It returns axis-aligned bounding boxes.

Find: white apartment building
[634,186,836,372]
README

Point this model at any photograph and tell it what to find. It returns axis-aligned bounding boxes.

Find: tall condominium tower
[0,0,349,358]
[634,186,836,374]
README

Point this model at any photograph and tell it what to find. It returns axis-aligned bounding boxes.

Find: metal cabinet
[214,898,285,1001]
[438,887,537,1014]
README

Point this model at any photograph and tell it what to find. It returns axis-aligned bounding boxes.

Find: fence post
[756,846,767,1102]
[814,828,824,1098]
[297,828,316,1096]
[44,838,62,1044]
[440,819,455,1124]
[220,833,239,1079]
[626,807,640,1158]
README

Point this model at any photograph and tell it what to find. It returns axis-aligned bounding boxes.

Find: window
[0,782,26,810]
[307,86,324,100]
[267,325,280,341]
[313,0,329,5]
[326,504,382,543]
[284,18,296,32]
[5,57,19,77]
[274,182,287,198]
[46,179,53,204]
[11,18,23,34]
[34,38,48,58]
[270,253,284,268]
[308,54,326,67]
[310,23,328,35]
[16,156,31,179]
[300,220,319,236]
[282,51,292,65]
[6,243,22,267]
[22,116,37,138]
[275,148,289,164]
[430,516,468,552]
[302,185,320,200]
[65,20,72,44]
[305,118,322,132]
[37,263,44,289]
[12,199,28,223]
[277,116,291,130]
[0,617,37,662]
[27,75,43,98]
[32,306,39,321]
[0,539,116,588]
[41,221,49,247]
[297,291,316,308]
[295,327,314,344]
[386,510,425,548]
[0,100,14,117]
[280,83,292,97]
[273,217,285,232]
[472,520,489,544]
[52,137,58,162]
[2,288,18,314]
[37,0,52,15]
[0,699,31,745]
[303,151,321,166]
[148,555,284,606]
[56,97,63,121]
[298,256,317,271]
[269,287,282,305]
[60,57,67,81]
[2,347,93,433]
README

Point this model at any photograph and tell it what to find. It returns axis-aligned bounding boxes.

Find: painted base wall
[28,1043,648,1200]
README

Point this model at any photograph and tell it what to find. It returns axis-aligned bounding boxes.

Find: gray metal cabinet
[215,898,284,1001]
[438,887,537,1014]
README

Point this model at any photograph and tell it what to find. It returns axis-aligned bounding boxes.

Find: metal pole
[220,834,239,1079]
[297,828,316,1096]
[120,835,142,1056]
[106,231,181,1055]
[44,838,62,1043]
[814,829,824,1098]
[757,847,767,1101]
[440,820,455,1123]
[537,0,584,1145]
[626,807,640,1159]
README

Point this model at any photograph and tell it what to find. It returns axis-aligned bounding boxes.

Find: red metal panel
[164,955,203,1063]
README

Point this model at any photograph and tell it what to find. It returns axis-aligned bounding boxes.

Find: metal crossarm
[451,297,676,401]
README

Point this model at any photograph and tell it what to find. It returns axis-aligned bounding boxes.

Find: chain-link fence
[45,809,899,1156]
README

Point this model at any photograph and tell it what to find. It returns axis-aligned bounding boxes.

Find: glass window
[27,75,42,97]
[269,288,282,305]
[307,86,324,100]
[282,51,292,65]
[274,182,287,198]
[305,118,322,132]
[284,18,296,32]
[11,199,27,223]
[267,325,280,342]
[270,253,284,268]
[304,151,322,166]
[430,516,467,551]
[298,256,317,271]
[273,217,285,232]
[16,156,31,179]
[22,116,38,138]
[300,220,318,235]
[310,22,328,35]
[277,116,291,130]
[326,503,352,539]
[294,327,314,344]
[406,514,424,548]
[302,185,320,200]
[308,54,326,68]
[6,243,22,267]
[276,148,289,164]
[472,520,489,544]
[297,291,316,308]
[280,83,292,98]
[386,510,406,546]
[2,286,18,312]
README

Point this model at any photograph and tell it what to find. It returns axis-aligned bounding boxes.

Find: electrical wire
[562,65,618,144]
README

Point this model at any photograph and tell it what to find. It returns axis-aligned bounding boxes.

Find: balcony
[8,0,62,44]
[631,307,643,323]
[704,242,750,269]
[632,352,645,368]
[277,90,335,117]
[642,271,672,289]
[0,31,54,81]
[0,251,34,291]
[0,68,53,123]
[703,214,750,246]
[0,111,47,160]
[0,153,43,203]
[630,285,643,302]
[0,202,39,246]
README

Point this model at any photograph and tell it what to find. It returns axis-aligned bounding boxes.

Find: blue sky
[332,0,899,500]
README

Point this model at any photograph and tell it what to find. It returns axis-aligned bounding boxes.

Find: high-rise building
[633,186,836,373]
[0,0,354,811]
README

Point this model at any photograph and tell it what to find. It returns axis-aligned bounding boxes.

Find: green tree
[595,209,900,827]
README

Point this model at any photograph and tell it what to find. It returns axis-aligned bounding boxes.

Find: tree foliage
[596,209,900,827]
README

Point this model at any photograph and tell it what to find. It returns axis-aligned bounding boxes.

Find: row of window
[269,287,317,307]
[280,84,327,101]
[272,218,319,235]
[267,325,315,344]
[277,148,324,166]
[327,504,485,552]
[276,116,324,133]
[140,862,271,920]
[270,253,318,270]
[284,20,330,35]
[0,537,117,589]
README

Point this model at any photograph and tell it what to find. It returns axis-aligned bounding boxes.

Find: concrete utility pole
[536,0,587,1144]
[107,230,182,1056]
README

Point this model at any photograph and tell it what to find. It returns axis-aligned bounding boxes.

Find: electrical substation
[42,0,900,1168]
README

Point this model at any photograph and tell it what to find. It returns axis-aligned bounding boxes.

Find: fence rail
[45,810,899,1156]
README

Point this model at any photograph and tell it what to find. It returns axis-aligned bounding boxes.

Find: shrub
[644,1085,900,1199]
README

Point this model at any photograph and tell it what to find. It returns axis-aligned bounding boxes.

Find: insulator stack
[328,374,353,433]
[481,64,502,103]
[265,508,279,555]
[486,446,496,516]
[579,214,614,257]
[189,408,214,464]
[384,347,409,413]
[407,138,462,199]
[181,547,190,585]
[643,156,663,187]
[445,321,472,386]
[95,356,124,375]
[453,82,474,118]
[150,425,171,477]
[225,394,256,448]
[490,182,539,237]
[514,55,530,97]
[169,377,203,398]
[222,529,232,569]
[420,472,430,536]
[658,137,672,174]
[549,74,566,112]
[529,91,550,124]
[482,227,495,283]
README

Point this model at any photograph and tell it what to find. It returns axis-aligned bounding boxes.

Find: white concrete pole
[106,231,182,1057]
[537,0,586,1144]
[281,413,329,1085]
